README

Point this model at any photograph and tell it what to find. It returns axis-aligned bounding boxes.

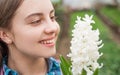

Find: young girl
[0,0,61,75]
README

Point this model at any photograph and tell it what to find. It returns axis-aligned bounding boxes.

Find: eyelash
[30,16,57,25]
[51,16,57,21]
[31,19,42,24]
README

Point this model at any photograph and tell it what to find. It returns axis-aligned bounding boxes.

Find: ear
[0,30,12,44]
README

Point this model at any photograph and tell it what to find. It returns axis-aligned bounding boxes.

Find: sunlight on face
[9,0,60,58]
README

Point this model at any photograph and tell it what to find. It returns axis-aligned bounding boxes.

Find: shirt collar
[47,57,60,73]
[3,57,60,75]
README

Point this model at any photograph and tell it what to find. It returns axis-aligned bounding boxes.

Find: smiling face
[8,0,60,58]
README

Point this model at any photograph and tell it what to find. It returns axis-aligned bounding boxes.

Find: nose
[44,20,59,35]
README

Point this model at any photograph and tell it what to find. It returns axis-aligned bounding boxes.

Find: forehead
[15,0,54,17]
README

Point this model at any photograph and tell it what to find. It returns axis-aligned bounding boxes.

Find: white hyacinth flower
[67,14,103,75]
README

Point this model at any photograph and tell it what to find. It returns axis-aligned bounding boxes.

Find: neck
[8,54,48,75]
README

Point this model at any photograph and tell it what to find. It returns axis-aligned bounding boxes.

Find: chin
[45,49,56,58]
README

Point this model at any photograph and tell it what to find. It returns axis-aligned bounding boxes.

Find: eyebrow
[25,9,55,19]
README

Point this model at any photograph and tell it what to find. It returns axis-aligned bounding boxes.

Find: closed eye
[51,16,57,21]
[30,19,42,24]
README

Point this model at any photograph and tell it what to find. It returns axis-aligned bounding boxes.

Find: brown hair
[0,0,23,67]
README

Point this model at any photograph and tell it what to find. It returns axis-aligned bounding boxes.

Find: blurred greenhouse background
[51,0,120,75]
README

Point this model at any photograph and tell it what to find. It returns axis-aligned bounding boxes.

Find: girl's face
[9,0,60,58]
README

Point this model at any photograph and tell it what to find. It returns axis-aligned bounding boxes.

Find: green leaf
[81,69,87,75]
[60,55,72,75]
[60,55,71,67]
[60,63,68,75]
[93,69,99,75]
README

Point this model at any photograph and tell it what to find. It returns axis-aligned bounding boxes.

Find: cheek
[12,26,42,47]
[16,31,39,42]
[13,32,35,50]
[11,28,43,54]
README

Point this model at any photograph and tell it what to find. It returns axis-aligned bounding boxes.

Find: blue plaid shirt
[3,57,61,75]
